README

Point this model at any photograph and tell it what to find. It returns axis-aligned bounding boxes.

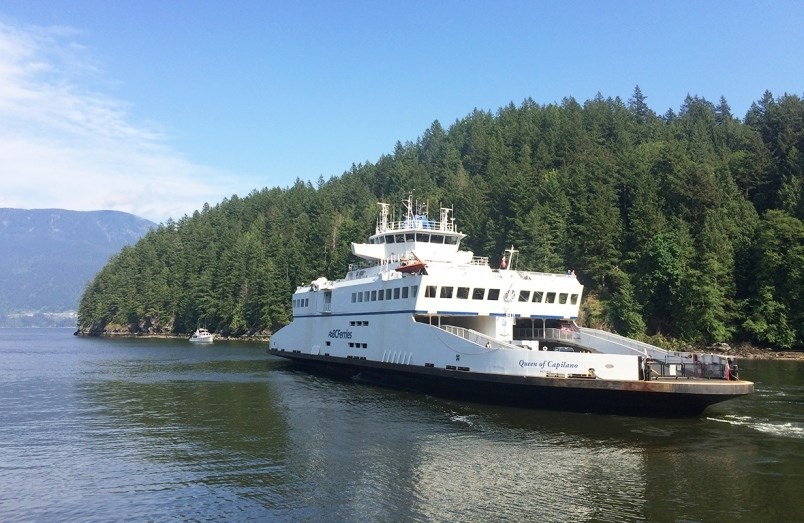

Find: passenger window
[371,290,377,301]
[519,290,531,302]
[385,289,392,300]
[472,288,485,300]
[570,294,579,305]
[394,288,401,299]
[546,292,556,304]
[378,290,384,301]
[411,285,419,297]
[440,286,454,298]
[532,291,544,303]
[559,293,568,304]
[457,287,470,299]
[402,287,409,299]
[487,289,500,300]
[425,286,437,298]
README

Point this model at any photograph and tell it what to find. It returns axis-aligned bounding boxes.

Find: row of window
[351,285,420,303]
[348,342,368,348]
[423,286,579,305]
[293,298,310,308]
[369,232,460,245]
[346,283,579,306]
[349,320,370,326]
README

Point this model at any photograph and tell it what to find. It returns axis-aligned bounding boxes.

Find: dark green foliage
[77,89,804,348]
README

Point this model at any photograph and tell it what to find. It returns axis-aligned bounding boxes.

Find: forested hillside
[77,88,804,349]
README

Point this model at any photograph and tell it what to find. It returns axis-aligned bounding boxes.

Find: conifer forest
[77,88,804,350]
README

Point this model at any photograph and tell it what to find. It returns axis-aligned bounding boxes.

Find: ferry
[268,196,753,416]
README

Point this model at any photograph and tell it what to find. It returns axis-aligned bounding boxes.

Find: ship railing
[578,327,732,379]
[647,361,729,380]
[533,328,581,342]
[345,260,376,280]
[577,327,665,358]
[438,325,518,351]
[378,218,458,233]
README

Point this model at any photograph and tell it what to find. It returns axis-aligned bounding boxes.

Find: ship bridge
[351,198,468,263]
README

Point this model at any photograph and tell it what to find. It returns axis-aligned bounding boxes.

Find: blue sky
[1,1,802,223]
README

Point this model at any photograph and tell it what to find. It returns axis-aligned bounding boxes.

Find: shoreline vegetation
[72,329,803,360]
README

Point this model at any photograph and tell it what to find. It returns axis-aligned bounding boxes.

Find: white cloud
[0,20,237,223]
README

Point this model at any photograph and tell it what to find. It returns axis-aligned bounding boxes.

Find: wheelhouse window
[518,290,531,302]
[385,234,395,244]
[417,233,430,242]
[472,288,485,300]
[445,235,459,245]
[440,286,454,298]
[532,291,544,303]
[456,287,470,299]
[425,285,437,298]
[430,234,444,244]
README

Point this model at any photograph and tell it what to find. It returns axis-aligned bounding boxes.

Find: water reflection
[4,331,800,522]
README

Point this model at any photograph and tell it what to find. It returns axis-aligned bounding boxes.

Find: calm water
[1,329,802,522]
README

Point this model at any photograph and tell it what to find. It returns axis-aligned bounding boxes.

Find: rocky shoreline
[73,330,802,359]
[705,342,804,360]
[73,330,270,343]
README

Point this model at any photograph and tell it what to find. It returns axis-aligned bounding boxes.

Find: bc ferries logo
[328,329,353,339]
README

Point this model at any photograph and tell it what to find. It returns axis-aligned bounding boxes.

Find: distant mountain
[0,209,155,327]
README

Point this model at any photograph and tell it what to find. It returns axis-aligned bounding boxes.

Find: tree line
[77,87,804,349]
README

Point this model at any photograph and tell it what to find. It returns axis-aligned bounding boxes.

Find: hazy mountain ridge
[0,209,155,327]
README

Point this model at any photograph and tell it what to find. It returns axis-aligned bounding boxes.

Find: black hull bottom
[269,350,752,418]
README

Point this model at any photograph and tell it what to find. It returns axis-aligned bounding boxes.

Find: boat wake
[707,414,804,439]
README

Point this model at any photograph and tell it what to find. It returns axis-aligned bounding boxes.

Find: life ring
[503,289,515,302]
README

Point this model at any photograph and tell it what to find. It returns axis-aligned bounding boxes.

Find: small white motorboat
[189,327,214,343]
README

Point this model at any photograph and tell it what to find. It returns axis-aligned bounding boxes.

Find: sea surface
[1,328,802,522]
